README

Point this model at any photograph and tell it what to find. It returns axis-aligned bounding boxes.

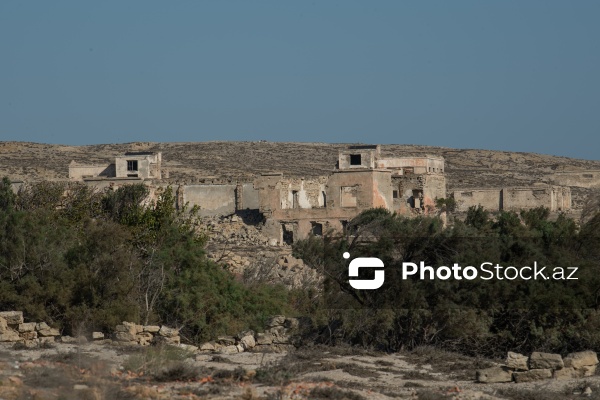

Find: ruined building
[66,145,572,245]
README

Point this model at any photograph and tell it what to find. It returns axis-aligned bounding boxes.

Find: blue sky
[1,1,599,160]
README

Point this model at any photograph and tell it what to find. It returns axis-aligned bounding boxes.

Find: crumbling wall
[451,188,502,212]
[182,184,236,217]
[551,171,600,189]
[68,162,115,180]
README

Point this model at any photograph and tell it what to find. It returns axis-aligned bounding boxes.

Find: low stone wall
[477,351,599,383]
[198,315,302,354]
[0,311,60,348]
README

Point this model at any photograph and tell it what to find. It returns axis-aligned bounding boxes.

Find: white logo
[344,252,385,290]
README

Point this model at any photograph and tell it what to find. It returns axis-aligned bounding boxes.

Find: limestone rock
[20,331,37,340]
[199,342,216,351]
[114,332,136,342]
[143,325,160,333]
[39,337,55,345]
[18,322,36,333]
[506,352,528,371]
[158,325,178,338]
[92,332,104,340]
[529,352,563,370]
[236,344,245,353]
[178,344,198,352]
[0,317,8,334]
[513,369,553,383]
[581,365,597,377]
[256,332,273,345]
[38,328,60,337]
[240,334,256,350]
[36,322,50,331]
[0,330,21,342]
[0,311,23,325]
[553,367,581,380]
[563,351,598,369]
[219,345,238,354]
[476,366,513,383]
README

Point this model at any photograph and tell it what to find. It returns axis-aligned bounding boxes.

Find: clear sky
[1,1,599,160]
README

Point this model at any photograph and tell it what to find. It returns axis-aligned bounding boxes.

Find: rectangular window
[350,154,362,166]
[127,160,138,172]
[311,222,323,236]
[393,190,399,199]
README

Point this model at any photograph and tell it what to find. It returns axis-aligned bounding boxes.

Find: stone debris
[477,350,599,383]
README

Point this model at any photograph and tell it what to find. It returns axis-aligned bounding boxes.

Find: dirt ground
[1,341,599,400]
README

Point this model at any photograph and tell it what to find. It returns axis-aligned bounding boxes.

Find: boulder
[476,366,513,383]
[92,332,104,340]
[513,369,553,383]
[563,351,598,369]
[0,311,23,325]
[39,336,55,345]
[0,316,8,334]
[36,322,50,331]
[20,331,37,340]
[581,365,597,377]
[123,322,143,335]
[506,352,528,371]
[219,345,238,354]
[236,344,245,353]
[178,344,198,352]
[240,334,256,350]
[529,352,563,370]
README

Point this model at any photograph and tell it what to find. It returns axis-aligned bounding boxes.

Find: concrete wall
[551,171,600,188]
[69,163,115,180]
[338,147,379,170]
[451,189,503,212]
[240,183,259,210]
[377,156,445,174]
[182,184,236,217]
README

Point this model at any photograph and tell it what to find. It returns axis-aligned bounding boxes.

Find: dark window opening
[127,174,139,178]
[311,222,323,236]
[127,160,138,172]
[292,190,299,209]
[322,191,327,208]
[282,225,294,245]
[341,220,348,234]
[393,190,399,199]
[350,154,362,166]
[583,174,594,178]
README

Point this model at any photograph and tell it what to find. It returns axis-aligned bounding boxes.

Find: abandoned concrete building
[65,145,574,245]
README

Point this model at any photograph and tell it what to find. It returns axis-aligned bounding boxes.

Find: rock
[18,322,36,333]
[268,239,278,246]
[36,322,50,331]
[219,345,238,354]
[216,336,236,346]
[38,328,60,337]
[0,311,23,325]
[581,365,597,377]
[158,325,178,338]
[529,352,563,370]
[22,339,39,348]
[236,344,245,353]
[256,333,273,345]
[513,369,553,383]
[476,366,513,383]
[74,384,89,390]
[0,331,21,342]
[20,331,37,340]
[0,316,7,334]
[266,315,286,327]
[122,321,143,335]
[506,352,528,370]
[563,351,598,369]
[199,342,216,351]
[553,367,581,380]
[143,325,161,333]
[583,386,593,397]
[178,344,198,352]
[114,332,136,342]
[115,325,129,332]
[240,335,256,350]
[92,332,104,340]
[152,335,180,345]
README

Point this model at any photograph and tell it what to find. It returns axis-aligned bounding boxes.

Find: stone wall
[182,184,237,217]
[451,185,571,212]
[552,170,600,189]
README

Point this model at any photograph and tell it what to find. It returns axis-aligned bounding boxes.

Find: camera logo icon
[344,252,385,290]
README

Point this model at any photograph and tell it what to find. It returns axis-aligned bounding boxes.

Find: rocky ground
[2,341,600,400]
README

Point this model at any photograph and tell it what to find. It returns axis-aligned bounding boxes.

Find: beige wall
[69,163,115,180]
[182,184,236,217]
[551,171,600,188]
[451,186,571,212]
